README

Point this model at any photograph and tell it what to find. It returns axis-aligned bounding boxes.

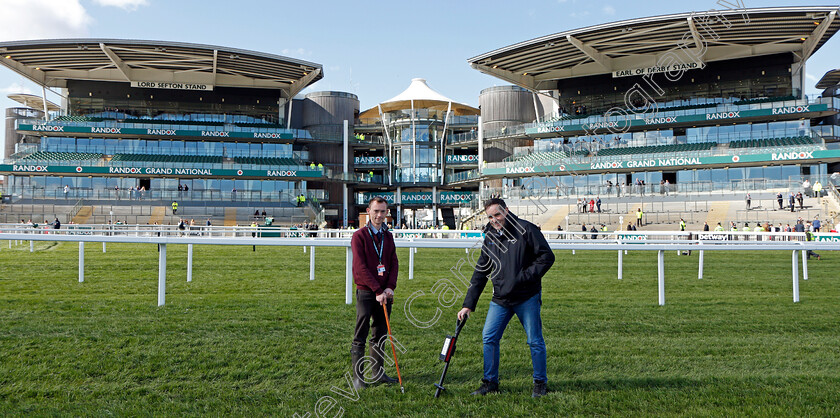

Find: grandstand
[2,7,840,230]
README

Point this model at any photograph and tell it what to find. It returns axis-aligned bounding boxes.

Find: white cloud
[280,48,312,57]
[92,0,148,11]
[806,73,818,82]
[0,0,92,41]
[0,81,34,95]
[602,5,616,16]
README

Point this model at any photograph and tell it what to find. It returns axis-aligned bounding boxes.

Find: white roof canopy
[359,78,479,119]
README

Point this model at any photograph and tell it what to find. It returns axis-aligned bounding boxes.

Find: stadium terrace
[1,6,840,228]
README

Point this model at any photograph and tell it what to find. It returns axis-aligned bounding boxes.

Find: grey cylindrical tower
[302,91,360,141]
[479,85,536,133]
[301,91,360,226]
[5,107,44,159]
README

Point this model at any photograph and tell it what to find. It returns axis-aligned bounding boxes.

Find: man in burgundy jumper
[350,197,399,389]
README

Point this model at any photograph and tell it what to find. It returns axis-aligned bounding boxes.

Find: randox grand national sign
[0,164,323,179]
[482,149,840,177]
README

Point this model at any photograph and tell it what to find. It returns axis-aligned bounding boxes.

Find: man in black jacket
[457,198,555,397]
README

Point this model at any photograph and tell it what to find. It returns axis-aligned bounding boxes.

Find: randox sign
[0,164,323,179]
[813,233,840,242]
[17,124,294,140]
[524,103,829,135]
[445,155,478,164]
[355,156,388,165]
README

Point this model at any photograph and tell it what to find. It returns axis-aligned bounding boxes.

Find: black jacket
[462,213,555,311]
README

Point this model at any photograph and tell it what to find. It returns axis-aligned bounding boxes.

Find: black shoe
[532,380,548,398]
[369,347,398,384]
[350,348,366,390]
[471,379,499,395]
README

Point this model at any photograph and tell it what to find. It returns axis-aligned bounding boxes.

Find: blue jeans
[482,292,547,383]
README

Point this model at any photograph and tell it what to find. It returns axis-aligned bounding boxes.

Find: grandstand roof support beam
[288,67,321,99]
[566,35,612,71]
[471,63,537,90]
[0,54,48,86]
[799,11,835,63]
[99,43,134,82]
[212,49,218,85]
[686,16,706,51]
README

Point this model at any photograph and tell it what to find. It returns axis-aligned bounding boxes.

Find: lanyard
[368,225,384,263]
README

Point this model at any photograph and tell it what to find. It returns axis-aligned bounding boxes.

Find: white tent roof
[359,78,479,119]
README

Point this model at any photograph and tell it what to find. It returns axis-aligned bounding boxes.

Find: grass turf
[0,241,838,416]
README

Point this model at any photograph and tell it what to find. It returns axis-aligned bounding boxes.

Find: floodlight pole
[343,120,349,228]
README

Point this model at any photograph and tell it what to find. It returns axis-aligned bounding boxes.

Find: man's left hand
[383,288,394,300]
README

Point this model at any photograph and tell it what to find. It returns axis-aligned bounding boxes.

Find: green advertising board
[482,149,840,177]
[0,164,323,179]
[17,124,294,140]
[525,103,829,135]
[358,191,476,205]
[813,233,840,242]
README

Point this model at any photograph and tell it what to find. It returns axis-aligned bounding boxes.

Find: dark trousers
[353,289,392,350]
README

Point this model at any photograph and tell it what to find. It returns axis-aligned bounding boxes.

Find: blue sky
[0,0,836,114]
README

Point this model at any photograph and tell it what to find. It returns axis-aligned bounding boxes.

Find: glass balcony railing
[448,169,480,183]
[6,188,329,204]
[447,131,478,145]
[17,118,313,138]
[483,96,840,140]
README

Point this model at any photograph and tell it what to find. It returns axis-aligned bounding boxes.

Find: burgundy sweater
[351,224,398,295]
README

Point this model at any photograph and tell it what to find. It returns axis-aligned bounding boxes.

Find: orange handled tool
[382,303,404,393]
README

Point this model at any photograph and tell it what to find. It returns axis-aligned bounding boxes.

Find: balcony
[16,118,311,141]
[485,96,840,139]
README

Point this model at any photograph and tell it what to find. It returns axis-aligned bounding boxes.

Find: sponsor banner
[445,155,479,164]
[439,192,477,204]
[402,192,435,204]
[699,233,729,241]
[525,104,829,135]
[0,164,322,178]
[360,192,395,203]
[131,81,213,91]
[17,124,294,140]
[355,156,388,165]
[359,191,476,205]
[617,233,647,242]
[612,62,702,78]
[483,149,840,177]
[814,233,840,242]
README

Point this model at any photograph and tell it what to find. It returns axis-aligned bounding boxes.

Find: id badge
[377,263,386,276]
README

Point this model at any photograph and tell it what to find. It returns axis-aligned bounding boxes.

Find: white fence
[0,225,836,307]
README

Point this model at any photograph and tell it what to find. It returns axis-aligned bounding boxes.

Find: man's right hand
[376,292,389,305]
[457,307,472,321]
